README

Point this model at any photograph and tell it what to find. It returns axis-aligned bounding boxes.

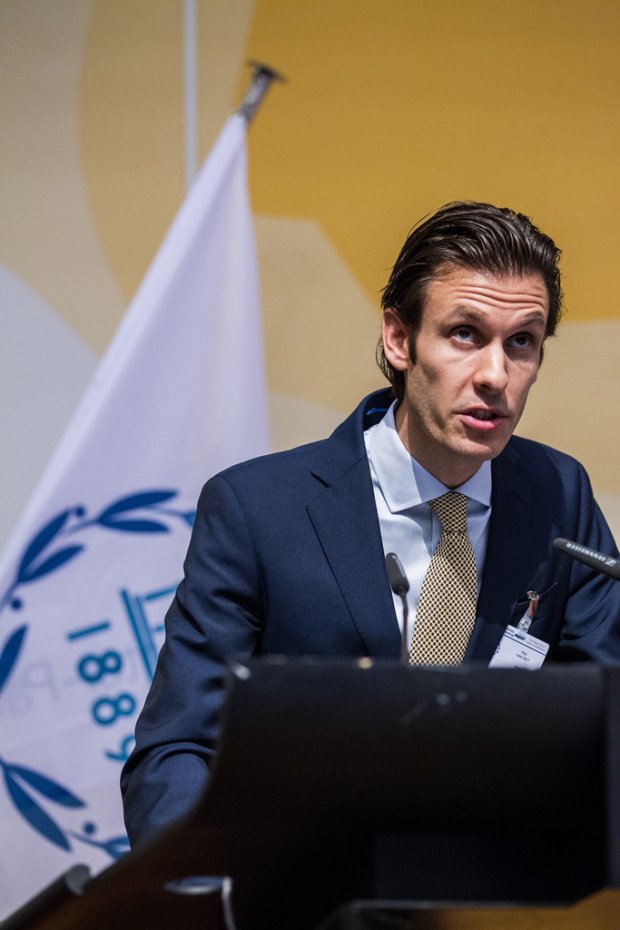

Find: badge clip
[516,590,539,636]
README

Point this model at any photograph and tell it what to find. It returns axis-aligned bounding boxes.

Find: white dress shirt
[364,402,492,641]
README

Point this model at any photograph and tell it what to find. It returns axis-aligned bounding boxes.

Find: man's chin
[459,434,511,463]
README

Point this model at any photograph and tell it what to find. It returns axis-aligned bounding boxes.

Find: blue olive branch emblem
[0,625,28,694]
[0,490,195,618]
[68,824,131,859]
[0,488,195,860]
[0,756,86,851]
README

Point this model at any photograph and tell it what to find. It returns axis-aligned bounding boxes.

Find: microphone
[553,538,620,581]
[386,552,409,595]
[385,552,411,662]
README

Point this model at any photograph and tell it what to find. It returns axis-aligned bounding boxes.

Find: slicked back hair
[377,201,563,398]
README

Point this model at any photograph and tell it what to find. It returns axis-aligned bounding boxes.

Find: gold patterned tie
[409,491,477,666]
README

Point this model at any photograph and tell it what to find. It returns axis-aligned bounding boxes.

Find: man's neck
[393,405,484,489]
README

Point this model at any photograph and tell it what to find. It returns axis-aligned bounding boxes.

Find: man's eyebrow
[446,307,484,323]
[446,307,547,327]
[518,311,547,328]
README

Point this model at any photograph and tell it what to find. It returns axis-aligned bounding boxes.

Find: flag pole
[183,0,199,191]
[237,61,285,123]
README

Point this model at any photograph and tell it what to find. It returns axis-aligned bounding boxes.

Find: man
[121,201,619,846]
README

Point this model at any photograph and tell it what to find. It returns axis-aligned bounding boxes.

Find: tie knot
[430,491,468,534]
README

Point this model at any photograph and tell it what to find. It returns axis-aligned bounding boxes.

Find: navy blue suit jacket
[121,389,620,845]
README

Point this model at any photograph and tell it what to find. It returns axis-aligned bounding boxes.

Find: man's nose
[473,343,509,392]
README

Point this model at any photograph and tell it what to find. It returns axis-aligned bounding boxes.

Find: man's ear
[381,308,411,372]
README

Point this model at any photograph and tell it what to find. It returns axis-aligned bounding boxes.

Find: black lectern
[4,660,619,930]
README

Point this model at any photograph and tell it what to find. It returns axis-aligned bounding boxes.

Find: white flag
[0,112,268,917]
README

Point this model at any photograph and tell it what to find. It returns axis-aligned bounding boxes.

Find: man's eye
[453,327,474,341]
[508,333,533,348]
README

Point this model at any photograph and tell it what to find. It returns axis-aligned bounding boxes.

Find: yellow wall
[1,0,619,540]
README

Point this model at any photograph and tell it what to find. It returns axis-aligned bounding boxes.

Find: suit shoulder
[507,434,591,482]
[218,438,327,482]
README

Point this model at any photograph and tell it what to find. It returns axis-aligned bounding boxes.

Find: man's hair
[377,200,563,398]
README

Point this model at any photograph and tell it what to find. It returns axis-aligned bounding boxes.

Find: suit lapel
[466,442,533,661]
[305,391,401,659]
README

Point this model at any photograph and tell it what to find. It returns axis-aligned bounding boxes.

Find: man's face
[382,265,549,487]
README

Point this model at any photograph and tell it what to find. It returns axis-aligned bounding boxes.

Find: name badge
[489,624,549,670]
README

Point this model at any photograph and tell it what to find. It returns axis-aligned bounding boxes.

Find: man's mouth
[459,407,508,429]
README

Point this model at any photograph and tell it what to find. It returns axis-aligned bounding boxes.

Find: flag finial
[237,61,285,123]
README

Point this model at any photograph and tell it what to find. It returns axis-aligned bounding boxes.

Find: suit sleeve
[120,474,264,847]
[553,460,620,662]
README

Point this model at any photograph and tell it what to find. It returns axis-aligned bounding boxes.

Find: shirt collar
[365,402,492,513]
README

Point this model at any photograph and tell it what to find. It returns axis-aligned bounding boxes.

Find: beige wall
[1,0,619,544]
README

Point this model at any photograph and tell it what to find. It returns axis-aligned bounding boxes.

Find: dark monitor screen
[204,660,607,913]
